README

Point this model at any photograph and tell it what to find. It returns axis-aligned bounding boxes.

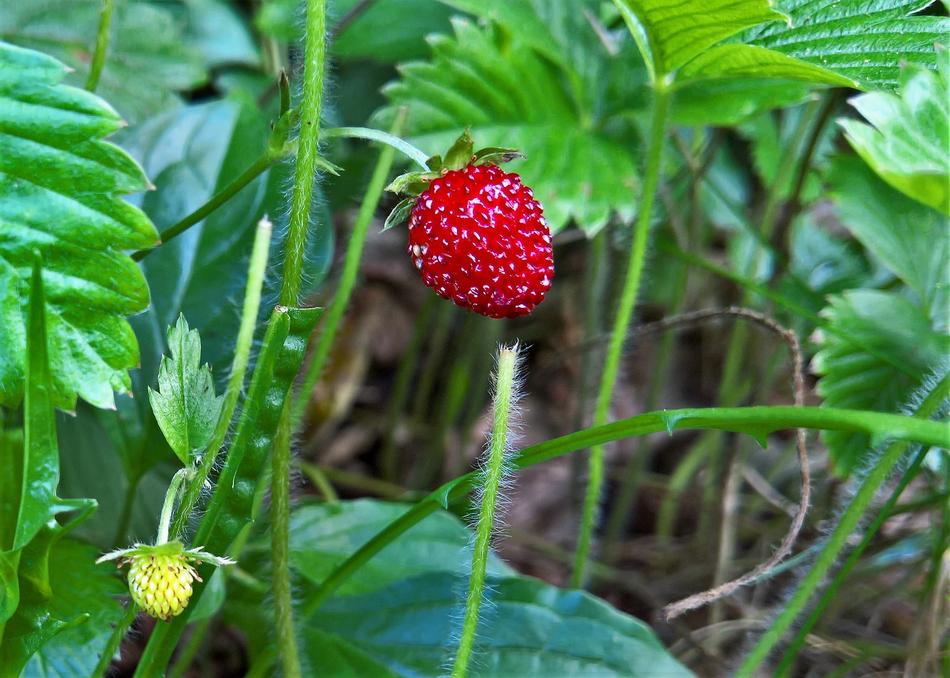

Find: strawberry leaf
[839,53,949,216]
[0,42,158,411]
[375,17,639,235]
[746,0,950,91]
[812,290,945,475]
[148,315,223,466]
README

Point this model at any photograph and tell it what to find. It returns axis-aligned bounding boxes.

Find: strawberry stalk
[572,86,672,587]
[271,0,328,675]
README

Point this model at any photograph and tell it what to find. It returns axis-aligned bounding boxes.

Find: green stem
[269,2,326,674]
[280,0,326,307]
[451,346,518,678]
[156,468,190,545]
[738,374,950,676]
[92,599,137,677]
[85,0,114,92]
[572,85,670,587]
[323,126,430,170]
[171,218,272,538]
[775,445,930,675]
[303,404,949,617]
[271,405,301,678]
[603,252,688,552]
[291,110,407,426]
[133,154,274,262]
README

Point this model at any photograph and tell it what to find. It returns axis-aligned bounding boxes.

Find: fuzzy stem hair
[451,344,522,678]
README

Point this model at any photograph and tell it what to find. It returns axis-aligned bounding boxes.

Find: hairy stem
[85,0,114,92]
[291,110,407,426]
[738,373,950,676]
[572,85,670,587]
[271,2,327,675]
[172,218,272,538]
[133,154,275,262]
[452,346,519,678]
[304,404,949,617]
[271,405,301,678]
[279,0,326,307]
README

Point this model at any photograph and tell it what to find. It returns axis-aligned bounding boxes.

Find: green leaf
[0,428,23,552]
[1,539,125,678]
[0,0,208,123]
[827,156,949,320]
[148,315,223,466]
[813,290,946,475]
[746,0,950,91]
[613,0,784,82]
[305,572,690,677]
[0,41,158,411]
[288,499,512,597]
[375,18,639,234]
[230,499,687,676]
[678,44,854,87]
[118,98,332,375]
[15,260,58,551]
[62,97,332,543]
[839,57,950,215]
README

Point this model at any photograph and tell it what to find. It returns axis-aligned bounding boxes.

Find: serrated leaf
[746,0,950,91]
[827,156,949,322]
[813,290,945,475]
[613,0,784,82]
[375,18,638,235]
[0,42,157,411]
[1,0,208,123]
[678,44,854,87]
[148,315,223,465]
[839,57,949,215]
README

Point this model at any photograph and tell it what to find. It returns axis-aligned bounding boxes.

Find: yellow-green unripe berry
[127,552,199,621]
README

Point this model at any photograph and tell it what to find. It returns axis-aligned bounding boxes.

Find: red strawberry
[406,163,554,319]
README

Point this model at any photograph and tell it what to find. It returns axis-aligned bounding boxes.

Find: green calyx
[381,130,522,231]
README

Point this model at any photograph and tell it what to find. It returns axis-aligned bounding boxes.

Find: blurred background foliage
[2,0,948,675]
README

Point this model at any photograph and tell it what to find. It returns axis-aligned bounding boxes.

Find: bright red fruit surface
[407,163,554,319]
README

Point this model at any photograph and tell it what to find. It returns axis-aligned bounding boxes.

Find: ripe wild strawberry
[386,132,554,319]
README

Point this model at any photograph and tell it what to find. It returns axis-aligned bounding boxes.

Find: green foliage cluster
[0,0,947,676]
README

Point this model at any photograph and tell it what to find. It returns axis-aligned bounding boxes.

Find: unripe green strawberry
[98,540,233,622]
[127,552,200,621]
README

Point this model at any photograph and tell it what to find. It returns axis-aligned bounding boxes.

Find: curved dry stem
[615,307,808,620]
